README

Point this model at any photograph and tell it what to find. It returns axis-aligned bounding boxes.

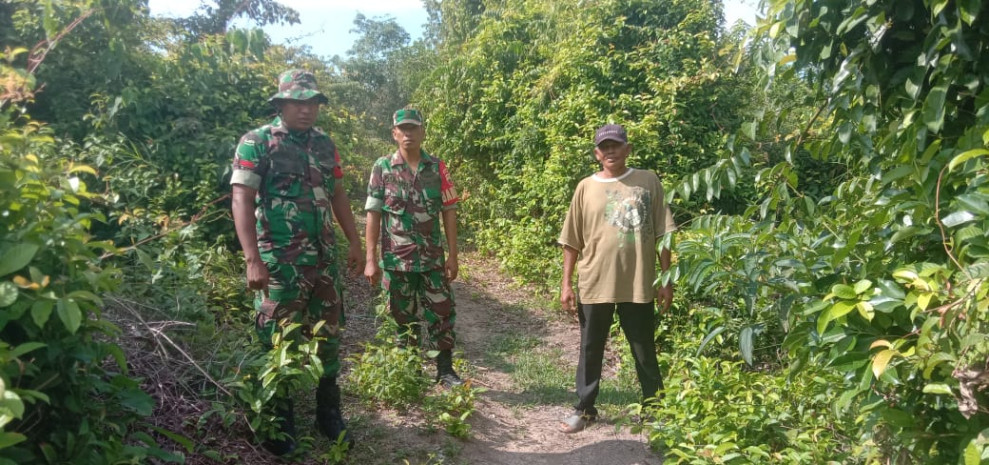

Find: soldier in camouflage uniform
[363,108,465,387]
[231,69,362,455]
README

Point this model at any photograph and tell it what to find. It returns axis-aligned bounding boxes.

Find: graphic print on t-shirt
[604,186,651,246]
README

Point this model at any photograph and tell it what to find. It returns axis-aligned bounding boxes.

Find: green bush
[0,109,178,464]
[420,0,752,289]
[643,355,856,464]
[637,313,858,464]
[348,296,482,438]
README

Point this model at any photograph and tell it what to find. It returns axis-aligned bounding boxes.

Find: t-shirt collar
[592,167,635,183]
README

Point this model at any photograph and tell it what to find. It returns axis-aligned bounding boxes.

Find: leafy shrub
[228,320,325,445]
[349,297,433,408]
[668,0,989,461]
[642,355,856,464]
[0,109,178,464]
[637,316,858,464]
[348,295,482,437]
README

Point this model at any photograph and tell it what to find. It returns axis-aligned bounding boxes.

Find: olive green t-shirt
[559,168,676,304]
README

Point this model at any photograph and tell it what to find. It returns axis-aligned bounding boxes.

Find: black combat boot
[316,377,354,447]
[435,349,464,387]
[261,399,296,456]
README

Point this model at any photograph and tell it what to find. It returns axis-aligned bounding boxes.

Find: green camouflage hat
[268,69,329,104]
[393,108,424,126]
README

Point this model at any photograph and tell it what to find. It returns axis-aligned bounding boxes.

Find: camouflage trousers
[255,261,343,377]
[382,268,456,350]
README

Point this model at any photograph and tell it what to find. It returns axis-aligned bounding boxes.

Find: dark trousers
[575,302,663,416]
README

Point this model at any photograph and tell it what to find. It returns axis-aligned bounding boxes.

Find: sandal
[560,412,596,433]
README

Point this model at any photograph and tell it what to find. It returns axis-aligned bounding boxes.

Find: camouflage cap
[393,108,424,126]
[268,69,329,104]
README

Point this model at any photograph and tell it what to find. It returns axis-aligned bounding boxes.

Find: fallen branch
[110,296,234,398]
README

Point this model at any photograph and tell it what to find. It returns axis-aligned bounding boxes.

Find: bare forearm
[331,184,361,244]
[562,245,578,286]
[365,211,381,261]
[660,247,671,272]
[442,208,458,259]
[232,186,261,262]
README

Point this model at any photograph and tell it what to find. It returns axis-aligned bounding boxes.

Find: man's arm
[363,210,382,286]
[656,240,673,312]
[441,208,458,282]
[232,184,268,296]
[331,181,364,274]
[561,245,579,313]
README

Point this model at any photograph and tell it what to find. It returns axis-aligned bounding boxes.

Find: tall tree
[419,0,747,286]
[337,14,424,138]
[422,0,486,48]
[179,0,300,36]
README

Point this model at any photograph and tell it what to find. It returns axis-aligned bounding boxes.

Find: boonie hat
[594,124,628,146]
[268,69,329,104]
[393,108,424,126]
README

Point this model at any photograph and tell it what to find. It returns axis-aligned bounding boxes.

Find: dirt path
[134,251,662,464]
[343,253,663,465]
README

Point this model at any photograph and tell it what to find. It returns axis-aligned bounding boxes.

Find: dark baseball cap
[594,124,628,146]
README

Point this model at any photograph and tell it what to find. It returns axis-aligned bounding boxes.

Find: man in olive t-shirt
[558,124,676,433]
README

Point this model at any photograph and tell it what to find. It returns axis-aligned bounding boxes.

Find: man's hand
[444,255,459,282]
[364,260,382,286]
[656,282,674,313]
[347,242,364,275]
[560,283,577,314]
[246,258,270,298]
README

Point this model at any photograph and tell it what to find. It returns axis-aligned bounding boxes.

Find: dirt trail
[138,251,662,464]
[340,253,662,465]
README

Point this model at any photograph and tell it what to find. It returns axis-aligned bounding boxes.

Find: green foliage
[6,0,149,140]
[176,0,301,36]
[643,354,856,463]
[420,0,751,289]
[349,336,434,408]
[669,0,989,462]
[0,107,179,463]
[675,215,794,365]
[229,320,324,444]
[424,381,477,438]
[349,296,482,438]
[626,312,857,464]
[349,299,433,407]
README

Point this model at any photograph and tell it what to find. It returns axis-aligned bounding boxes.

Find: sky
[147,0,760,59]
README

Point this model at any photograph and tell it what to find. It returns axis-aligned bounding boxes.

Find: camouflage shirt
[230,117,343,265]
[365,150,459,272]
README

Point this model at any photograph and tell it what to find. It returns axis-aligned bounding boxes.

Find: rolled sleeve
[333,148,344,179]
[438,160,460,207]
[365,160,385,211]
[231,131,266,190]
[365,196,384,212]
[230,169,262,189]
